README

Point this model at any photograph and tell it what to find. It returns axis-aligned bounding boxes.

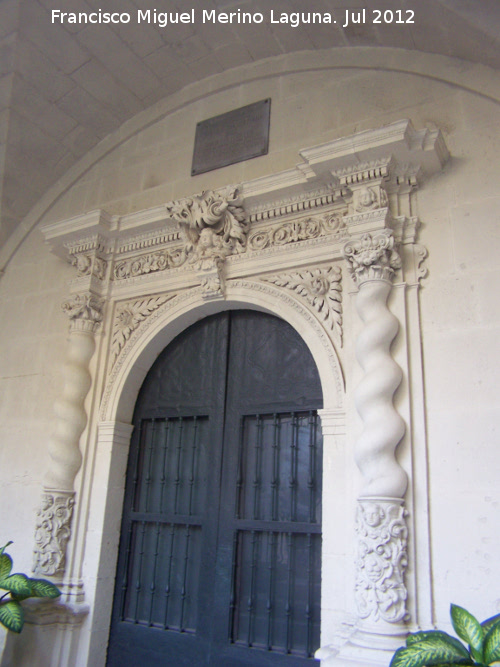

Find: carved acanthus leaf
[355,500,409,624]
[33,491,75,577]
[166,187,248,259]
[111,295,173,366]
[343,231,401,286]
[263,266,342,344]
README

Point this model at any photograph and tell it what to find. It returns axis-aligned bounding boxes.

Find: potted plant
[390,604,500,667]
[0,542,61,633]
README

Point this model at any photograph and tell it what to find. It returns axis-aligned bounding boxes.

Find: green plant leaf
[0,542,13,558]
[0,553,13,581]
[482,614,500,633]
[0,574,32,598]
[451,604,484,662]
[390,635,472,667]
[407,631,458,647]
[0,600,24,633]
[30,579,61,599]
[484,620,500,665]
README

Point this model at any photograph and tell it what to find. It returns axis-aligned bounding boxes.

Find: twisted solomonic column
[33,293,103,578]
[343,231,410,646]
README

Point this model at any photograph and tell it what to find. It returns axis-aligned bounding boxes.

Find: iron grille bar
[129,511,202,526]
[228,530,239,642]
[253,415,263,520]
[119,521,134,621]
[308,412,317,524]
[147,521,161,626]
[173,417,184,515]
[290,413,299,522]
[179,524,191,631]
[159,419,170,512]
[285,532,295,654]
[266,531,277,650]
[230,519,321,533]
[163,522,176,629]
[271,413,280,521]
[132,420,148,512]
[188,416,198,516]
[306,532,314,657]
[235,417,245,520]
[144,419,156,512]
[133,520,147,623]
[247,530,259,646]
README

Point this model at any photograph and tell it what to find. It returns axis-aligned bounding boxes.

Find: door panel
[107,311,323,666]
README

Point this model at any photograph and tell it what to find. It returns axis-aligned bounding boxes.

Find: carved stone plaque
[191,98,271,176]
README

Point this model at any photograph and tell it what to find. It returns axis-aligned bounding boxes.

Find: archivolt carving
[248,213,346,251]
[111,295,174,368]
[355,499,409,624]
[262,266,343,345]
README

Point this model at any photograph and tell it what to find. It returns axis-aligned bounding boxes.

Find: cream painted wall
[0,54,499,662]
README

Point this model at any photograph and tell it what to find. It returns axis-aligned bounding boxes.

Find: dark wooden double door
[107,310,323,666]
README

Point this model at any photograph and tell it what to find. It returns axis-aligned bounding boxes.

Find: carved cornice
[246,183,342,222]
[263,266,342,345]
[355,498,409,624]
[343,231,402,287]
[61,293,104,333]
[332,157,393,187]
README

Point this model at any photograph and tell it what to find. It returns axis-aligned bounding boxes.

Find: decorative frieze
[263,266,343,344]
[343,230,402,287]
[248,213,346,251]
[33,491,75,577]
[113,248,187,280]
[355,499,409,624]
[111,295,173,367]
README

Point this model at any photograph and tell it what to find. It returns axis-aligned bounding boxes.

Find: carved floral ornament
[263,266,343,345]
[61,293,104,333]
[355,500,409,624]
[33,491,75,577]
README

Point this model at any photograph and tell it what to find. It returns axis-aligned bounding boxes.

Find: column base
[317,626,407,667]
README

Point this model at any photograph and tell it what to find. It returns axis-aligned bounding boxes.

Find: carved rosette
[61,293,104,333]
[343,231,401,287]
[33,491,75,577]
[355,499,409,625]
[111,295,172,367]
[263,266,343,344]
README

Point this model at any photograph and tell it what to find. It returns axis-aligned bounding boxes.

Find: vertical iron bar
[271,414,280,521]
[148,521,161,625]
[144,419,157,513]
[179,524,191,631]
[228,531,240,642]
[285,532,295,653]
[188,417,198,516]
[173,417,184,514]
[308,412,317,524]
[235,418,245,520]
[163,523,176,629]
[247,530,259,646]
[119,521,135,621]
[305,533,314,657]
[159,419,170,512]
[253,415,263,520]
[132,421,148,512]
[290,413,299,522]
[133,520,147,623]
[266,531,277,650]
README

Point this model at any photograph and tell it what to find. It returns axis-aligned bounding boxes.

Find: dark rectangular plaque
[191,98,271,176]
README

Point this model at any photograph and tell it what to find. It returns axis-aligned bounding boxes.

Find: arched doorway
[107,309,324,666]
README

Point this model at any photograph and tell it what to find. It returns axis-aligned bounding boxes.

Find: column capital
[343,230,401,288]
[61,292,104,333]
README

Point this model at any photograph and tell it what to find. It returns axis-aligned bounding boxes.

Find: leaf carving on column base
[355,499,409,624]
[33,491,75,577]
[262,266,342,345]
